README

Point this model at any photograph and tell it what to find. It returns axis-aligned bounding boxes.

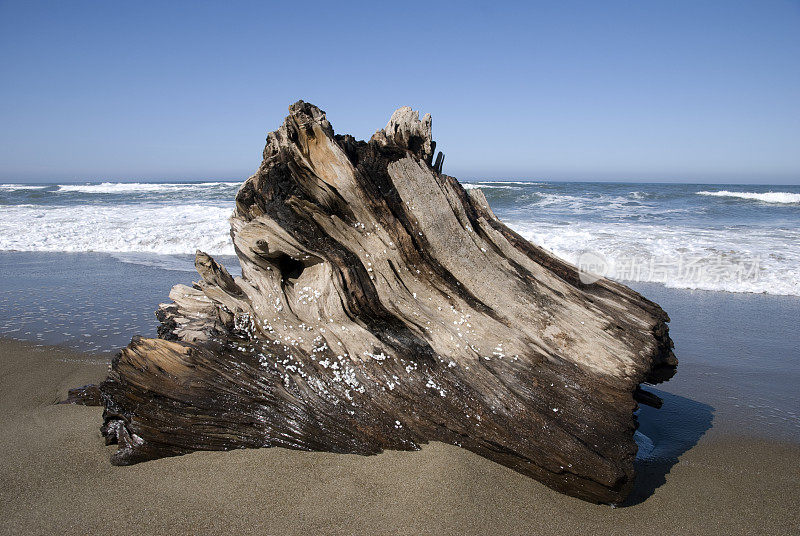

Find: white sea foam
[519,192,692,219]
[0,203,235,255]
[56,182,239,194]
[462,183,520,190]
[475,181,544,185]
[634,431,655,461]
[2,180,798,296]
[697,190,800,204]
[511,220,800,296]
[0,184,48,191]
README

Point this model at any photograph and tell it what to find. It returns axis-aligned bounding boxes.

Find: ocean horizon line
[3,178,800,187]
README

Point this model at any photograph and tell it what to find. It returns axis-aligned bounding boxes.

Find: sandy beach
[3,0,800,532]
[1,338,797,535]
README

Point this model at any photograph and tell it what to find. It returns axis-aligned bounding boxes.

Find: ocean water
[0,182,798,447]
[1,180,798,295]
[463,181,800,295]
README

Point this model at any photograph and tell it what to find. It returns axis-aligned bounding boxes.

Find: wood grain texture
[97,101,677,503]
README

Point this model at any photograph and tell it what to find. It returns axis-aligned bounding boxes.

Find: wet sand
[1,339,798,535]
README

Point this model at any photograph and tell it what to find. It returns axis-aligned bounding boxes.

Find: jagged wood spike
[95,101,677,504]
[634,386,664,409]
[433,151,444,173]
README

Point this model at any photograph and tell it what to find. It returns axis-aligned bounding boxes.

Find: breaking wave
[510,220,800,296]
[462,183,520,190]
[0,203,235,255]
[2,180,799,296]
[56,182,239,194]
[0,184,48,191]
[697,190,800,204]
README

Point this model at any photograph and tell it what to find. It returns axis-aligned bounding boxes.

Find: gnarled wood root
[96,102,676,504]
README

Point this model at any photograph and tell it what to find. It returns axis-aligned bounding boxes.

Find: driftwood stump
[98,102,676,504]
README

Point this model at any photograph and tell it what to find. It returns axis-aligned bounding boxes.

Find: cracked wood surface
[97,101,677,504]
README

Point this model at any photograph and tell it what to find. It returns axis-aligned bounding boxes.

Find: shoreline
[3,250,796,442]
[1,252,798,532]
[1,338,798,534]
[3,248,799,297]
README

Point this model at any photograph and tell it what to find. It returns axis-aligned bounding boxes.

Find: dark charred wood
[433,151,444,173]
[60,384,103,406]
[93,101,677,504]
[634,387,664,409]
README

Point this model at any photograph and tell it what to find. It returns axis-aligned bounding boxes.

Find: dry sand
[1,338,798,535]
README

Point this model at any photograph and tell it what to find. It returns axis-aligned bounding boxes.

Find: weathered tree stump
[97,101,676,504]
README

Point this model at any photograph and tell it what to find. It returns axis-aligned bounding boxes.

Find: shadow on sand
[623,388,714,506]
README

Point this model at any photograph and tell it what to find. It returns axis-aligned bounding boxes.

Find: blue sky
[1,1,798,184]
